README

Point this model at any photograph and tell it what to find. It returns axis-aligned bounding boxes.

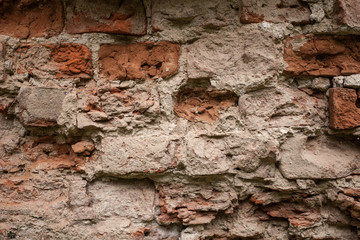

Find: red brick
[264,203,320,228]
[49,44,93,79]
[240,0,311,24]
[71,140,95,155]
[328,88,360,130]
[99,42,180,81]
[157,183,237,225]
[0,0,64,39]
[174,88,238,122]
[342,188,360,198]
[335,0,360,28]
[23,136,96,172]
[65,0,146,35]
[284,35,360,77]
[15,43,93,79]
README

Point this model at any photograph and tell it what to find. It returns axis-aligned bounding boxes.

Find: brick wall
[1,0,360,239]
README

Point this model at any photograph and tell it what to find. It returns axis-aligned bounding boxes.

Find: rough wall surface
[1,0,360,239]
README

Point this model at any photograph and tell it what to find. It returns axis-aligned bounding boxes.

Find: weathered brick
[97,135,181,175]
[65,0,146,35]
[69,179,91,207]
[335,0,360,28]
[0,42,4,82]
[14,43,93,79]
[284,35,360,77]
[179,134,277,176]
[152,0,237,32]
[75,84,160,130]
[0,0,64,39]
[0,137,95,235]
[331,192,360,222]
[88,180,155,220]
[157,182,237,225]
[342,188,360,198]
[20,136,96,171]
[99,42,180,80]
[186,32,277,85]
[240,0,311,24]
[238,86,327,129]
[279,136,360,179]
[174,88,238,122]
[4,0,360,238]
[329,88,360,129]
[23,136,77,170]
[101,87,159,118]
[17,87,67,127]
[71,140,95,155]
[264,203,321,228]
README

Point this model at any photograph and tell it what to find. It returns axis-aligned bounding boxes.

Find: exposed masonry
[1,0,360,239]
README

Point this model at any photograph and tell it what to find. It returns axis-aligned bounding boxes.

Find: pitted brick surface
[174,88,238,122]
[284,35,360,76]
[99,42,180,80]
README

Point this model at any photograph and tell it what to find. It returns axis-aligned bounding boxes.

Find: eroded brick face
[65,0,146,35]
[329,88,360,129]
[17,87,66,127]
[0,135,96,235]
[50,44,93,79]
[157,182,237,225]
[22,136,91,171]
[151,0,237,32]
[14,43,93,79]
[264,203,321,228]
[335,0,360,28]
[0,0,64,39]
[240,0,311,24]
[99,42,180,80]
[174,88,238,122]
[284,35,360,76]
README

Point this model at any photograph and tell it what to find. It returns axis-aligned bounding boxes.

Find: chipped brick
[284,35,360,77]
[65,0,146,35]
[99,42,180,81]
[99,135,180,175]
[174,88,238,122]
[152,0,237,32]
[14,43,93,79]
[17,87,67,127]
[157,183,237,225]
[22,136,95,171]
[264,203,321,228]
[240,0,311,24]
[0,0,64,39]
[329,88,360,129]
[71,140,95,155]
